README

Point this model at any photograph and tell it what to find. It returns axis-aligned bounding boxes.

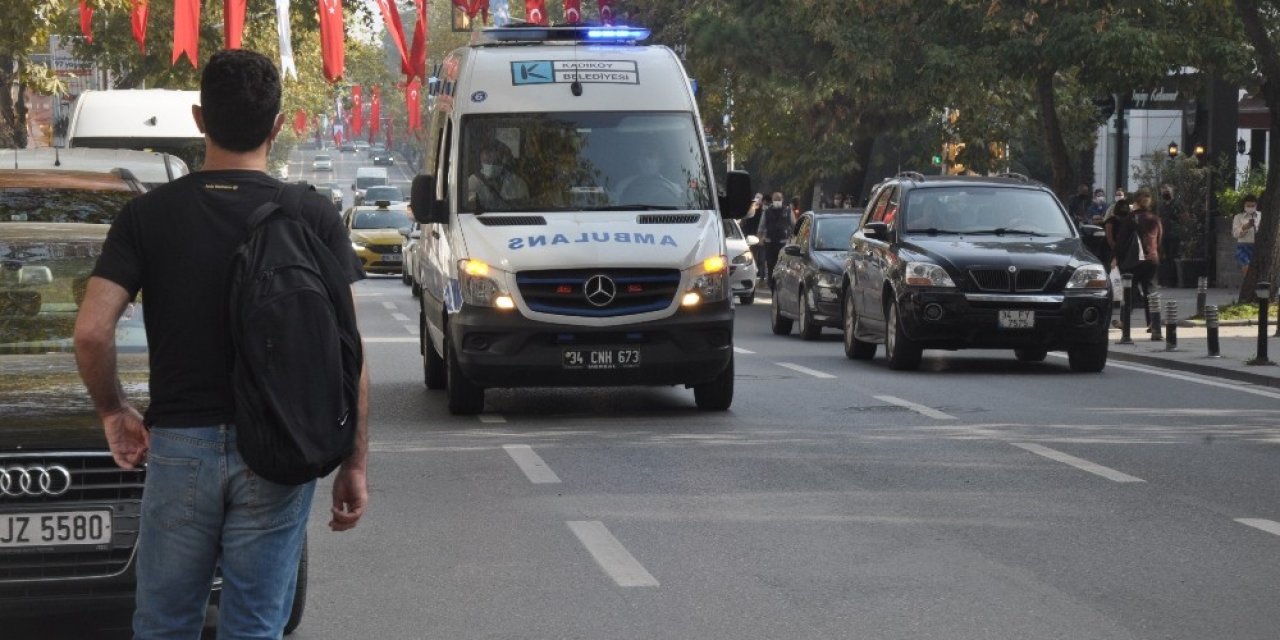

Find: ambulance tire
[693,355,734,411]
[446,335,485,415]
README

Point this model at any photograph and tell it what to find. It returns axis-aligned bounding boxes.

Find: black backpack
[227,185,363,485]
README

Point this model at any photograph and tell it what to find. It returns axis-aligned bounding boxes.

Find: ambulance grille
[477,216,547,226]
[516,268,680,317]
[637,214,700,225]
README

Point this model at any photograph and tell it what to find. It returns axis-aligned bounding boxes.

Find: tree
[1233,0,1280,301]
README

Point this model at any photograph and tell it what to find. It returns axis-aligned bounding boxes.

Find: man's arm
[74,277,148,469]
[330,284,369,532]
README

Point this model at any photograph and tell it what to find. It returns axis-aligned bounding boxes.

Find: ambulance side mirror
[410,174,448,225]
[720,170,753,220]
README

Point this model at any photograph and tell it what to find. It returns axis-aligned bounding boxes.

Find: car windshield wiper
[963,228,1048,237]
[904,228,963,235]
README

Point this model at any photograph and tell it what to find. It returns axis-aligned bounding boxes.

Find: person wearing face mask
[467,140,529,212]
[759,192,792,288]
[1233,194,1262,277]
[1087,189,1107,224]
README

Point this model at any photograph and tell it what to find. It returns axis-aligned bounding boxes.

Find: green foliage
[1219,163,1267,218]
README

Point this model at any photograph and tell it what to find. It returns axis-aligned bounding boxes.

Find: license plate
[0,511,112,549]
[381,254,403,263]
[998,309,1035,329]
[563,348,641,370]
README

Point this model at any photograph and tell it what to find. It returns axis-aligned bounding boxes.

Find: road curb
[1106,349,1280,389]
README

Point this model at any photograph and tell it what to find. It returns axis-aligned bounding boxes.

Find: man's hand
[102,405,148,470]
[329,465,367,532]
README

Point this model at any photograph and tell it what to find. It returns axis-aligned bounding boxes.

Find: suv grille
[516,268,681,317]
[366,244,401,255]
[968,268,1054,292]
[0,453,144,582]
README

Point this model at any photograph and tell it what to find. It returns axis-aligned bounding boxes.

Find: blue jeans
[134,425,316,639]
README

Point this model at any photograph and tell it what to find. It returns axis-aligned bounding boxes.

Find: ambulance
[410,25,752,415]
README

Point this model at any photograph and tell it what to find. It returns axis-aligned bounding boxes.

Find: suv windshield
[815,217,858,250]
[351,209,411,231]
[364,186,403,202]
[1,188,136,224]
[356,176,387,189]
[903,187,1074,236]
[460,112,714,213]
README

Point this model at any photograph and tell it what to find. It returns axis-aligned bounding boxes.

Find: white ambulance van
[411,25,752,415]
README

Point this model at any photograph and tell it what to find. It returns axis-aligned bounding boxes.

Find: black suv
[839,172,1111,372]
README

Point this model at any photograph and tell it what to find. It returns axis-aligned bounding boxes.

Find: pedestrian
[1114,187,1125,203]
[1087,188,1107,224]
[791,195,803,226]
[73,50,369,639]
[1130,188,1163,329]
[1067,183,1092,225]
[741,192,764,269]
[1232,194,1261,277]
[759,191,792,288]
[831,192,845,210]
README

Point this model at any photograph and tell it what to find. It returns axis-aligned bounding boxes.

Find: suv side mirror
[410,174,448,225]
[863,221,890,241]
[719,171,753,219]
[783,245,802,257]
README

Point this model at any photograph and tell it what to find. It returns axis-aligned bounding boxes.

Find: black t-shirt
[92,170,364,427]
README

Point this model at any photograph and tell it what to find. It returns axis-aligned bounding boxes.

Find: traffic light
[931,154,942,166]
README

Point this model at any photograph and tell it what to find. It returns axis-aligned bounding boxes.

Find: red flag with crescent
[564,0,582,24]
[172,0,201,67]
[351,85,363,136]
[319,0,345,82]
[293,110,307,136]
[408,0,428,80]
[225,0,246,48]
[406,77,422,131]
[598,0,614,25]
[79,1,94,44]
[369,87,381,140]
[524,0,547,25]
[131,0,149,54]
[374,0,411,74]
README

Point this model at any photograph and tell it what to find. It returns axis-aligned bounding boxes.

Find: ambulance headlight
[684,255,728,305]
[458,259,514,309]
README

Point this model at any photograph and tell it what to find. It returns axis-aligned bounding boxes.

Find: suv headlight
[351,241,368,250]
[458,259,515,309]
[815,272,840,289]
[731,251,754,266]
[1066,264,1108,289]
[682,255,728,306]
[903,261,956,287]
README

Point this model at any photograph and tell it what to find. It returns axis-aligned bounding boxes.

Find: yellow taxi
[344,200,413,274]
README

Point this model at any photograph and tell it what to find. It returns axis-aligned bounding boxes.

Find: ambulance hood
[460,211,721,272]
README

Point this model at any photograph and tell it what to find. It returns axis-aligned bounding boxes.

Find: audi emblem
[583,275,617,307]
[0,465,73,498]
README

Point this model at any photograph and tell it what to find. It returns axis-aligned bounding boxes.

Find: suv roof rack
[896,171,926,182]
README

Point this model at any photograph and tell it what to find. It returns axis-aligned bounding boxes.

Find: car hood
[902,235,1096,271]
[351,229,405,245]
[812,250,844,273]
[0,354,149,451]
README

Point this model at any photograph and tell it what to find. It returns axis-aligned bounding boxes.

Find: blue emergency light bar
[481,25,651,44]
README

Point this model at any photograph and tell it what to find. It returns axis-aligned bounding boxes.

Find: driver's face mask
[480,163,499,178]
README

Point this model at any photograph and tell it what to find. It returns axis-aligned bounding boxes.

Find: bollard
[1164,300,1178,351]
[1149,291,1163,341]
[1196,276,1208,317]
[1252,282,1274,365]
[1205,305,1221,358]
[1118,273,1134,345]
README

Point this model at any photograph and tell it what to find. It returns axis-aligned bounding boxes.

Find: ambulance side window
[438,119,454,208]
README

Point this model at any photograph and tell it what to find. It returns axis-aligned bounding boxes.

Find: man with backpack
[759,191,793,288]
[74,50,368,638]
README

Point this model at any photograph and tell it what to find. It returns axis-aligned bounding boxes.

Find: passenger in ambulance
[467,140,529,212]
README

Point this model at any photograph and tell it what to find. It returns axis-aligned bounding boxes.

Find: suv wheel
[798,289,821,341]
[842,290,876,360]
[1067,342,1108,372]
[770,291,793,335]
[1014,348,1048,362]
[885,300,922,371]
[445,335,484,414]
[693,355,734,411]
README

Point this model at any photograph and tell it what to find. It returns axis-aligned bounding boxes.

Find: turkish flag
[406,77,422,131]
[524,0,547,25]
[407,0,428,80]
[369,87,381,141]
[293,110,307,136]
[172,0,201,67]
[564,0,581,24]
[79,1,94,44]
[130,0,149,54]
[225,0,246,49]
[351,85,363,136]
[318,0,345,82]
[374,0,411,75]
[598,0,614,25]
[467,0,486,20]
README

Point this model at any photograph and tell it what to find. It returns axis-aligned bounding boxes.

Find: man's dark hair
[200,50,281,152]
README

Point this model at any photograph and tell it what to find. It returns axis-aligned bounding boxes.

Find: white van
[352,166,389,205]
[410,26,752,414]
[67,89,205,168]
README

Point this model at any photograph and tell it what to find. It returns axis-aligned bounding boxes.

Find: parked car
[840,172,1111,371]
[312,154,333,172]
[770,211,859,339]
[401,222,421,289]
[344,201,413,274]
[5,148,188,190]
[371,149,394,166]
[722,219,758,304]
[1,169,145,224]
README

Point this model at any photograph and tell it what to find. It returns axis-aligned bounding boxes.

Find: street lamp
[1193,144,1206,161]
[1238,137,1249,155]
[1167,141,1179,159]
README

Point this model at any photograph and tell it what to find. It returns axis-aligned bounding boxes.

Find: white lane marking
[404,324,418,335]
[501,444,561,484]
[873,395,957,420]
[381,301,397,310]
[1048,354,1280,400]
[776,362,836,379]
[567,521,659,587]
[391,312,411,322]
[733,346,755,355]
[364,337,418,343]
[479,414,507,424]
[1236,518,1280,537]
[1011,442,1145,483]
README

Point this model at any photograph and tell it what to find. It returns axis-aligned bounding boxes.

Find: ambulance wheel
[694,355,734,411]
[446,336,484,414]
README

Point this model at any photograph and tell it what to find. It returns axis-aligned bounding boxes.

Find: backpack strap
[246,183,309,231]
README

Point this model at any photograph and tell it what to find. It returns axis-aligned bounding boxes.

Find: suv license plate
[998,310,1035,329]
[382,254,403,263]
[1,511,112,549]
[563,348,641,370]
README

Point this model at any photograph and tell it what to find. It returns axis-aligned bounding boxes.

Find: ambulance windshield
[460,112,714,213]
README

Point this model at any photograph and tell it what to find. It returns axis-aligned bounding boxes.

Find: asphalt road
[290,144,416,211]
[12,152,1280,638]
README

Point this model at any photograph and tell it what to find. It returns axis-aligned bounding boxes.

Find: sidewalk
[1106,286,1280,388]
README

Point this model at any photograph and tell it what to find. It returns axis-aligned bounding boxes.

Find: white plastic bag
[1109,268,1123,303]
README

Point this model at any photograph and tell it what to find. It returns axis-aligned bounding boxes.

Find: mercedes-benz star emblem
[583,275,617,308]
[1007,266,1018,273]
[0,465,73,498]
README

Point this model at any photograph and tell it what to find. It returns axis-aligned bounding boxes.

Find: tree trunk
[0,53,20,148]
[1035,69,1075,201]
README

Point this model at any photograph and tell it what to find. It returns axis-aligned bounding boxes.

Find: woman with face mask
[1233,194,1262,277]
[467,141,529,212]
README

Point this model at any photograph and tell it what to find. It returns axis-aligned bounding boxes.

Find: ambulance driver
[467,139,529,212]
